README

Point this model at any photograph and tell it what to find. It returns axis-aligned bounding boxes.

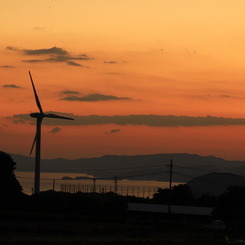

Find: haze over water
[16,171,179,197]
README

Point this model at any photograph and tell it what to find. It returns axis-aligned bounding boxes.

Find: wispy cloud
[61,93,132,102]
[0,65,15,68]
[13,119,26,124]
[21,59,41,63]
[22,57,86,67]
[104,61,118,64]
[6,46,18,51]
[191,93,243,100]
[105,129,121,135]
[22,55,90,67]
[49,127,61,134]
[6,46,91,67]
[66,61,84,67]
[33,26,45,31]
[22,47,68,56]
[8,113,245,127]
[3,84,22,89]
[220,94,241,99]
[61,90,80,95]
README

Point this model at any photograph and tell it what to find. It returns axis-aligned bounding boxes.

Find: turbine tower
[29,71,74,194]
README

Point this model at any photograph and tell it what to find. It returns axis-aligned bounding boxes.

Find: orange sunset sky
[1,0,245,160]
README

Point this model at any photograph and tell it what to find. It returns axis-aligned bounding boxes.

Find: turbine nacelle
[30,112,44,118]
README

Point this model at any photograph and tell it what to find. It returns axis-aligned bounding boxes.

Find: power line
[16,163,164,173]
[174,164,215,173]
[17,163,220,174]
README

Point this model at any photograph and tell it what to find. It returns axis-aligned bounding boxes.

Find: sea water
[16,171,182,198]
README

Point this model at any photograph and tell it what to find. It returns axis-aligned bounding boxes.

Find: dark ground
[0,211,232,245]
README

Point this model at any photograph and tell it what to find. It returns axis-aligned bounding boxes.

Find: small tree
[0,151,22,204]
[153,184,194,206]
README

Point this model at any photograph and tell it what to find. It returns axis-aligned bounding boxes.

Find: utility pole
[166,159,173,215]
[52,179,56,191]
[114,175,118,194]
[92,178,96,192]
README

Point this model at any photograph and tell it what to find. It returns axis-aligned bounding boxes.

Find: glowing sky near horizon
[1,0,245,160]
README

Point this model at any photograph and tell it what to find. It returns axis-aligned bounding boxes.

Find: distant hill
[10,152,245,183]
[188,173,245,196]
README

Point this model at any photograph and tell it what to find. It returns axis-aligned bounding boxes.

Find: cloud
[6,46,19,51]
[6,46,91,67]
[22,47,68,56]
[105,129,121,135]
[33,26,45,31]
[68,54,90,60]
[3,84,22,88]
[104,61,118,64]
[22,54,90,66]
[61,90,80,95]
[191,94,243,100]
[61,93,131,102]
[6,46,68,56]
[49,127,61,134]
[8,113,245,127]
[66,61,83,66]
[219,94,241,99]
[0,65,14,68]
[21,59,42,63]
[22,57,87,67]
[22,58,88,67]
[13,119,26,124]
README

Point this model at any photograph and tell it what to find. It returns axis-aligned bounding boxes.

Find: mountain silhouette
[188,172,245,196]
[10,153,245,182]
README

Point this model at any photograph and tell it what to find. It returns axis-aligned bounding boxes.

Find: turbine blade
[45,113,74,120]
[29,71,43,114]
[29,133,37,155]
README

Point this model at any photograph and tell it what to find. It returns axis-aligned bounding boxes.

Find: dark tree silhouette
[195,193,217,207]
[153,184,194,206]
[215,185,245,219]
[0,151,22,205]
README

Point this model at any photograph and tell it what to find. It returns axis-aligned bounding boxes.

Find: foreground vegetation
[1,151,245,244]
[0,205,228,245]
[0,190,243,245]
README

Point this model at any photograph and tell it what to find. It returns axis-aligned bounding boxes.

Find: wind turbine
[28,71,74,194]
